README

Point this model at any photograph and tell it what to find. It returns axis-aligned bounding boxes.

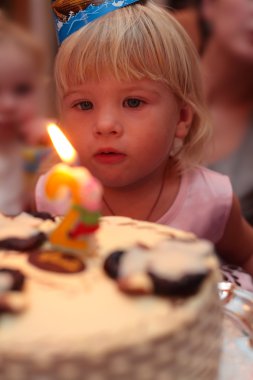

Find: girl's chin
[98,180,128,189]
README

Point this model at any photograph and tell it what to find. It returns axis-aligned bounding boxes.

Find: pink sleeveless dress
[157,166,232,243]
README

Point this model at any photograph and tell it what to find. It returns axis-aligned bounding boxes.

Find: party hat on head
[51,0,140,45]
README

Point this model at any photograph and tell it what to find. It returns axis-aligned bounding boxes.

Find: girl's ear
[175,104,194,140]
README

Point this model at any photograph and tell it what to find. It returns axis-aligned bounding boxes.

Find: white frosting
[0,213,55,239]
[119,239,214,280]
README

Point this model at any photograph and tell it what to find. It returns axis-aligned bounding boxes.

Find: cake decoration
[0,213,47,251]
[104,241,210,296]
[45,163,102,255]
[147,271,208,297]
[118,272,154,295]
[0,233,46,252]
[29,211,55,221]
[51,0,141,44]
[28,250,86,274]
[0,268,27,314]
[45,124,102,256]
[103,249,125,279]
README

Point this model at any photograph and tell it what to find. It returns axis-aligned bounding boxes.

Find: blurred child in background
[199,0,253,226]
[0,11,51,215]
[167,0,201,51]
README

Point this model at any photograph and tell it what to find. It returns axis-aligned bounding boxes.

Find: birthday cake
[0,213,222,380]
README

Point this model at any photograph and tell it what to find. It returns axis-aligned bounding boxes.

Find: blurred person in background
[0,11,51,215]
[199,0,253,225]
[170,0,253,226]
[167,0,201,51]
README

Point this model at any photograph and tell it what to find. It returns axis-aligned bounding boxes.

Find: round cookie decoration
[28,251,86,274]
[0,232,46,252]
[0,212,49,251]
[104,241,211,297]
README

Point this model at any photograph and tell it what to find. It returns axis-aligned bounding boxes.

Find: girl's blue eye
[77,101,93,110]
[124,98,143,108]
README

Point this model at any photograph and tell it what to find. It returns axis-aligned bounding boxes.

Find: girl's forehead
[0,49,38,85]
[0,42,34,67]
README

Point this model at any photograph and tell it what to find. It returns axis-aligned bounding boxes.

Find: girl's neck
[102,158,180,222]
[202,40,253,107]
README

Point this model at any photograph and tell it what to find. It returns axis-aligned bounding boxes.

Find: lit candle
[47,123,78,164]
[45,123,102,256]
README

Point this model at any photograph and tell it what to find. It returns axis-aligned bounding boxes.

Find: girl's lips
[94,150,126,164]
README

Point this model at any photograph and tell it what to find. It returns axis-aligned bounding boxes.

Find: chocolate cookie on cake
[0,212,53,251]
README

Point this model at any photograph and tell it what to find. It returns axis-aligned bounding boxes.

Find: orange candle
[45,124,102,256]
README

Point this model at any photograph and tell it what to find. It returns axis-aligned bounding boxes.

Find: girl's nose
[93,111,123,137]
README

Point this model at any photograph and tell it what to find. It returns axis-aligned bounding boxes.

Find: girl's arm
[216,195,253,276]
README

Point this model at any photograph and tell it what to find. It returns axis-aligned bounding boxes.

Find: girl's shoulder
[164,166,233,243]
[184,165,232,194]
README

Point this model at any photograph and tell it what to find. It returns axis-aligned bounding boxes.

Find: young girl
[0,12,51,215]
[36,0,253,282]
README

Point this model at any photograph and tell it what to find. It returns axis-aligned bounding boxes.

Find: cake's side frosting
[0,215,222,380]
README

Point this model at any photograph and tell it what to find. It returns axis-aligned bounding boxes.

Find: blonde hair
[55,1,211,168]
[0,11,46,77]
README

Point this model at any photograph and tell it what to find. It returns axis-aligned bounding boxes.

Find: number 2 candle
[45,123,103,256]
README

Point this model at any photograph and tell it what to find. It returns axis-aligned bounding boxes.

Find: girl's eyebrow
[63,91,83,100]
[124,87,160,95]
[116,82,161,93]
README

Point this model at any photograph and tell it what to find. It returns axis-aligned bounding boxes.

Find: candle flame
[47,123,78,164]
